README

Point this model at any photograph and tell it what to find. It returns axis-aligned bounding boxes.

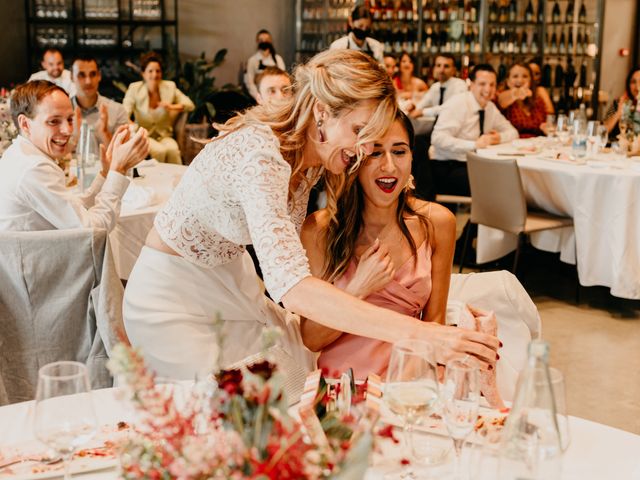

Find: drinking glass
[34,361,98,480]
[586,121,600,157]
[597,125,609,151]
[541,367,570,451]
[385,339,439,478]
[556,114,570,145]
[441,357,480,480]
[545,114,557,139]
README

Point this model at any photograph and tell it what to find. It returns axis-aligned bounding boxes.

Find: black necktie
[439,86,446,106]
[478,109,485,135]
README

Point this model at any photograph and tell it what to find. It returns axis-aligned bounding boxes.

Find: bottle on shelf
[508,1,517,22]
[498,340,563,480]
[524,0,534,22]
[576,28,584,55]
[498,3,508,23]
[578,2,587,23]
[549,30,558,54]
[551,0,561,23]
[565,0,575,23]
[530,30,539,54]
[489,0,498,22]
[559,29,566,55]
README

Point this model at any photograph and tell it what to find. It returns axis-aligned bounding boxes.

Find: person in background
[71,56,129,145]
[603,66,640,136]
[300,112,457,379]
[329,6,384,64]
[409,54,467,118]
[431,64,518,197]
[123,53,195,165]
[497,63,547,138]
[28,48,76,96]
[0,80,149,232]
[526,58,555,115]
[394,52,428,101]
[255,66,292,106]
[244,29,286,102]
[383,54,397,79]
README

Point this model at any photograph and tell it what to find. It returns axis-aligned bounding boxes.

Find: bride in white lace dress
[123,49,499,380]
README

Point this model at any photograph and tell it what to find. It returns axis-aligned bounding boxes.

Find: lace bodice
[154,124,314,303]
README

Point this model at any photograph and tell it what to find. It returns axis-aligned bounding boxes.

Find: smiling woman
[122,50,500,383]
[300,112,458,379]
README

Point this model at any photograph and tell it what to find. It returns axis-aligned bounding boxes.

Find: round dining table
[476,141,640,300]
[1,387,638,479]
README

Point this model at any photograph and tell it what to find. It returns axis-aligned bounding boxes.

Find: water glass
[385,339,440,478]
[545,114,557,139]
[556,114,570,145]
[442,357,480,480]
[586,121,600,158]
[597,125,609,151]
[542,367,570,451]
[34,361,98,480]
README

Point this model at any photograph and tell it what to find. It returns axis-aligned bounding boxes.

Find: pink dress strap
[318,241,432,380]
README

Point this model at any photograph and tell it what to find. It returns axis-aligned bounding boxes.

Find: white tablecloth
[476,144,640,300]
[1,387,638,479]
[109,162,186,279]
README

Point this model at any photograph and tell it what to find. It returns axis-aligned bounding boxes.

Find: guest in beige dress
[123,53,194,164]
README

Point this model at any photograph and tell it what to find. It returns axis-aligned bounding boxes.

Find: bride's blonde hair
[216,49,397,211]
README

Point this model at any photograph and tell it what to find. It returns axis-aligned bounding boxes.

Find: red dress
[502,95,547,138]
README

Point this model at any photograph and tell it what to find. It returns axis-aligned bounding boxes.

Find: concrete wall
[0,1,29,87]
[178,0,297,86]
[599,0,637,101]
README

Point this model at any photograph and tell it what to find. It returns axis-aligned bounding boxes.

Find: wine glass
[556,114,569,146]
[545,114,557,140]
[586,121,600,158]
[597,125,609,152]
[34,361,98,480]
[384,339,439,478]
[441,357,480,480]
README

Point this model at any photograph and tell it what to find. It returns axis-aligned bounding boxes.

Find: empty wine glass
[441,357,480,480]
[34,361,98,480]
[545,114,557,139]
[384,339,439,478]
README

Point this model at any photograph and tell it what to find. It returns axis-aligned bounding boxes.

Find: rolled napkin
[122,184,158,210]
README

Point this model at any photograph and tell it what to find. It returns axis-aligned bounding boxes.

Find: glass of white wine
[441,357,480,480]
[384,339,439,479]
[34,361,98,480]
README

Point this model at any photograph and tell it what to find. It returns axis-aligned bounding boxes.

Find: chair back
[0,228,125,405]
[466,152,527,234]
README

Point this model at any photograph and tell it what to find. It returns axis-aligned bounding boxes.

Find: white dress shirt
[329,34,385,64]
[431,91,518,162]
[244,51,286,100]
[28,69,76,96]
[0,135,129,232]
[414,77,468,118]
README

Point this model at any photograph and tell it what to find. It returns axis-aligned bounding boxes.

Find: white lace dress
[123,124,317,379]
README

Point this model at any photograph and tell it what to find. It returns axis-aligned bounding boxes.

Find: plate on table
[0,422,131,479]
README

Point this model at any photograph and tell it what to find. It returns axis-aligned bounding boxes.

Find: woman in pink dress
[300,111,457,380]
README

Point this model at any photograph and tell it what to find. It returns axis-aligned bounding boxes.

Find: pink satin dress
[318,241,432,380]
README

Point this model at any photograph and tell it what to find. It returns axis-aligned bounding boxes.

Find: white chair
[0,228,126,405]
[460,152,573,273]
[448,270,541,402]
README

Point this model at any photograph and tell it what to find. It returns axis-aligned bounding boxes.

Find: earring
[317,118,326,143]
[404,174,415,192]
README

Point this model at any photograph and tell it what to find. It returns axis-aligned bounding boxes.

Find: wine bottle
[552,0,561,23]
[550,30,558,54]
[500,27,507,52]
[406,0,414,21]
[576,28,583,54]
[567,28,574,53]
[520,29,528,54]
[531,30,539,54]
[508,1,517,22]
[566,0,574,23]
[491,28,500,54]
[489,0,498,22]
[559,29,566,54]
[579,60,587,88]
[439,0,448,21]
[524,0,534,22]
[470,0,478,22]
[499,3,508,22]
[578,2,587,22]
[537,0,544,22]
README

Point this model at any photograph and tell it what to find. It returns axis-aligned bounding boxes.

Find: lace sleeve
[235,147,312,303]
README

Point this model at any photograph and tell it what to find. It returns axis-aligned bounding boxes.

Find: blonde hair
[216,49,397,212]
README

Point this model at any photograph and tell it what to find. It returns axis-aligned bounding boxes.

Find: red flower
[377,424,400,444]
[247,360,276,381]
[216,368,244,395]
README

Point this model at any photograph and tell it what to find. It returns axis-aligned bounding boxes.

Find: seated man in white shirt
[28,48,76,96]
[431,63,518,197]
[255,67,292,105]
[71,56,129,146]
[410,53,468,118]
[0,80,149,232]
[244,29,286,101]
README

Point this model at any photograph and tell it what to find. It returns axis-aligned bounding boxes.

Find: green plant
[177,49,241,124]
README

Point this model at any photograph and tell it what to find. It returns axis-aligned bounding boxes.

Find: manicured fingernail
[499,341,503,347]
[488,365,494,370]
[496,353,500,360]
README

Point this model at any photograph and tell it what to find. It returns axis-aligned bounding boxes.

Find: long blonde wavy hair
[215,49,397,212]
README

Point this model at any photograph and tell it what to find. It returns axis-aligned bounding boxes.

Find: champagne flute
[34,361,98,480]
[384,339,439,479]
[441,358,480,480]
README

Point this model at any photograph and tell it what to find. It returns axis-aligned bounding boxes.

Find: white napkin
[122,184,157,209]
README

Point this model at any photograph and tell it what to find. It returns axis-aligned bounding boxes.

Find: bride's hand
[346,238,395,299]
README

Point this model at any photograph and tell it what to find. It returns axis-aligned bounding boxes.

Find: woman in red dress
[497,63,548,138]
